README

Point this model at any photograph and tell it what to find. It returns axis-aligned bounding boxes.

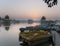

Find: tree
[43,0,57,7]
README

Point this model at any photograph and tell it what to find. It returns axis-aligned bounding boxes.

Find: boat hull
[19,36,52,46]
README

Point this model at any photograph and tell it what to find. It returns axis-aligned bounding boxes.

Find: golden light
[29,10,40,20]
[29,23,39,27]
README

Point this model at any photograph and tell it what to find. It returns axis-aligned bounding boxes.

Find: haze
[0,0,60,20]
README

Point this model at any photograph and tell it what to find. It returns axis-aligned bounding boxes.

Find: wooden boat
[19,30,53,46]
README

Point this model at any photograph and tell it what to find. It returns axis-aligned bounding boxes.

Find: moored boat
[19,29,53,46]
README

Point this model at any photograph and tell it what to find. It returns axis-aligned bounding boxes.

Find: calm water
[0,23,60,46]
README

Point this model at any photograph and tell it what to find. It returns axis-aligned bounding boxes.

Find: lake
[0,22,60,46]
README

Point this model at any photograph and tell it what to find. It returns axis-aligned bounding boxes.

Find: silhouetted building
[28,19,33,24]
[3,15,10,22]
[0,17,1,20]
[0,17,2,25]
[41,16,56,27]
[5,15,9,20]
[2,15,10,26]
[41,16,46,27]
[41,16,46,21]
[0,17,2,22]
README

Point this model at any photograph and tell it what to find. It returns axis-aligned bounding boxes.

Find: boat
[19,29,53,46]
[20,26,50,32]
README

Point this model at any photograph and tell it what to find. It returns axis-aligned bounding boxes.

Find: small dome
[5,15,9,19]
[41,16,46,20]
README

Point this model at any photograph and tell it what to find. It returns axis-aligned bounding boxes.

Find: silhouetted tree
[43,0,57,7]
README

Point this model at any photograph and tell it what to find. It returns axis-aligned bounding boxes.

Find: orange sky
[0,0,60,20]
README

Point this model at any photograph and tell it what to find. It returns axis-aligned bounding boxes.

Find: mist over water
[0,22,60,46]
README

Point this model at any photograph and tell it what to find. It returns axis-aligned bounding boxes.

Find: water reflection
[0,20,11,31]
[20,42,50,46]
[5,26,10,31]
[0,22,59,46]
[3,22,10,31]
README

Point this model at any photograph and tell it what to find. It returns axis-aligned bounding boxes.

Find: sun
[30,10,40,20]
